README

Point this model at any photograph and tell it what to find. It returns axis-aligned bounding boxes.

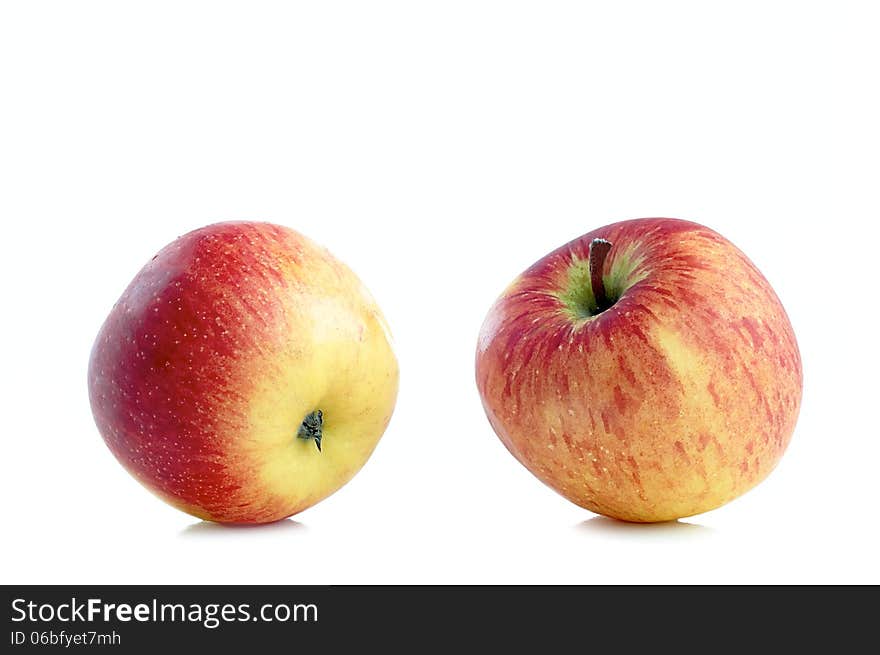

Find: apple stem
[589,238,612,312]
[297,409,324,452]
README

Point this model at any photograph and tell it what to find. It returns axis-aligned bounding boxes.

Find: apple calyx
[589,238,613,313]
[297,409,324,452]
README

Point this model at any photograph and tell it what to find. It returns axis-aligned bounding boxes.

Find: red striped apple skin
[476,218,801,522]
[89,222,398,523]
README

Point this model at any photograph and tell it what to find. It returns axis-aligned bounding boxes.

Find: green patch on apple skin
[557,242,647,321]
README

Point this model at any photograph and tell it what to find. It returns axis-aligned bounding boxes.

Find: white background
[2,1,878,584]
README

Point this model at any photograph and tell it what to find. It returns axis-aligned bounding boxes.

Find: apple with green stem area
[475,218,801,522]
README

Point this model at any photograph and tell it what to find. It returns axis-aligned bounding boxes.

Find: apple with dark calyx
[89,221,399,524]
[476,218,801,522]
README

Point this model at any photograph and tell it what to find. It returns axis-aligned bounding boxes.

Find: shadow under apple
[179,518,307,538]
[577,515,715,538]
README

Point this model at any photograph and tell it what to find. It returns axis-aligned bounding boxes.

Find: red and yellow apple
[89,221,398,523]
[476,218,801,522]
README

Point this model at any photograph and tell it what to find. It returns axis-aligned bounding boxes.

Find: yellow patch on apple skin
[636,325,736,521]
[233,281,400,523]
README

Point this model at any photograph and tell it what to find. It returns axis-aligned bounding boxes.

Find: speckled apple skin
[89,222,398,523]
[476,218,801,522]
